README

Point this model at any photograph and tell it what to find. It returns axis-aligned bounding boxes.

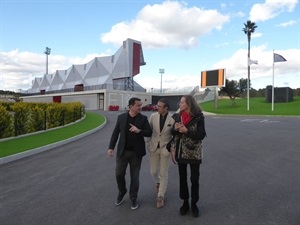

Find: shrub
[30,106,46,132]
[11,102,32,135]
[0,105,14,138]
[0,101,84,138]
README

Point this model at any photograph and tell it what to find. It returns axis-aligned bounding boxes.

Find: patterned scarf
[181,111,192,125]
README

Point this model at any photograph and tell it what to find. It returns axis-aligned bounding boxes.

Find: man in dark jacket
[107,97,152,210]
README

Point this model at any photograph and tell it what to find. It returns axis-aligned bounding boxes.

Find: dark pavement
[1,110,299,225]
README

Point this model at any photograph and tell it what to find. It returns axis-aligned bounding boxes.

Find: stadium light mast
[44,47,51,74]
[159,68,164,93]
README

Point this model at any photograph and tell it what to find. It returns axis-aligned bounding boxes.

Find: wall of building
[21,90,153,111]
[22,92,99,109]
[22,96,53,103]
[265,86,294,103]
[106,90,152,110]
[151,89,214,111]
[21,89,212,111]
[63,94,99,109]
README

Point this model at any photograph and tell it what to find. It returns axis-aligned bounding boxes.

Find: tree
[243,20,257,110]
[294,88,300,96]
[220,78,248,106]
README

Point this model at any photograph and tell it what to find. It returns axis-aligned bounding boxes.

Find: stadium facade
[29,38,146,94]
[22,38,213,110]
[22,39,157,110]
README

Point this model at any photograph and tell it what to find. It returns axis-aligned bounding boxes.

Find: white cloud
[135,72,201,92]
[234,11,246,18]
[251,32,263,38]
[1,46,299,92]
[0,49,106,91]
[250,0,298,22]
[220,3,227,8]
[100,1,229,49]
[277,20,297,27]
[135,45,300,91]
[212,46,300,89]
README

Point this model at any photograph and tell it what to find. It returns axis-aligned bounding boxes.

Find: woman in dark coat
[170,95,206,218]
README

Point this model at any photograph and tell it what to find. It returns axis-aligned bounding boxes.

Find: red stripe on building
[132,43,141,76]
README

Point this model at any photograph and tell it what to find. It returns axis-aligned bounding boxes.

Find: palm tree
[243,20,257,110]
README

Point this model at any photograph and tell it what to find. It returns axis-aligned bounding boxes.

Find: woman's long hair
[182,94,202,117]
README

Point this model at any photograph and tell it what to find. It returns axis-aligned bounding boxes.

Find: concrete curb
[0,118,107,165]
[203,111,216,116]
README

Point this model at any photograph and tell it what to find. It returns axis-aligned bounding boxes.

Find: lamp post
[44,47,51,74]
[159,68,164,93]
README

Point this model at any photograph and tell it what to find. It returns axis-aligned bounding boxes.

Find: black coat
[108,112,152,158]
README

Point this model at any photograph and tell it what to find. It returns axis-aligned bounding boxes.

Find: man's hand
[107,149,114,157]
[129,123,141,133]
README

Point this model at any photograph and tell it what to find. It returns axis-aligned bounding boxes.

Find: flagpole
[272,49,274,111]
[247,56,250,111]
[272,52,287,111]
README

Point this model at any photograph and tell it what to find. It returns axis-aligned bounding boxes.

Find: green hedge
[0,104,14,138]
[0,102,84,139]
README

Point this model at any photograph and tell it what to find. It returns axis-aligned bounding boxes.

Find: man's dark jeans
[115,151,143,200]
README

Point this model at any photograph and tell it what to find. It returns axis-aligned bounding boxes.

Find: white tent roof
[28,38,146,93]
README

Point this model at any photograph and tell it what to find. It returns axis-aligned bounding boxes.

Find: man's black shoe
[180,199,189,215]
[191,201,199,218]
[131,199,139,210]
[115,192,127,206]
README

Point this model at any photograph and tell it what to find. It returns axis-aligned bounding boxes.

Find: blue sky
[1,0,299,92]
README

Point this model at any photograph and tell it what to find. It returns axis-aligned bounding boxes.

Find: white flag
[274,53,286,63]
[248,57,258,66]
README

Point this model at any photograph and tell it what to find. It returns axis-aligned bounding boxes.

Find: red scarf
[181,111,191,125]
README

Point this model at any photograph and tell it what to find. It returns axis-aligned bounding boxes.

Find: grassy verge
[200,97,300,116]
[0,111,105,158]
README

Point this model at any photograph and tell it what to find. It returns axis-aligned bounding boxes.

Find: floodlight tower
[159,68,164,93]
[44,47,51,74]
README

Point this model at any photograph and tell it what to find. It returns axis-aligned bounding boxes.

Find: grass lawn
[200,97,300,116]
[0,111,105,158]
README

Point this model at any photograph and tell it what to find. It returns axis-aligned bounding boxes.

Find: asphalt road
[1,110,299,225]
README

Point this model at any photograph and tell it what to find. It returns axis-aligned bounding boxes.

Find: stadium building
[22,38,213,110]
[22,39,156,110]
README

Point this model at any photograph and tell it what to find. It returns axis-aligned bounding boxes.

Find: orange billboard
[201,69,225,87]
